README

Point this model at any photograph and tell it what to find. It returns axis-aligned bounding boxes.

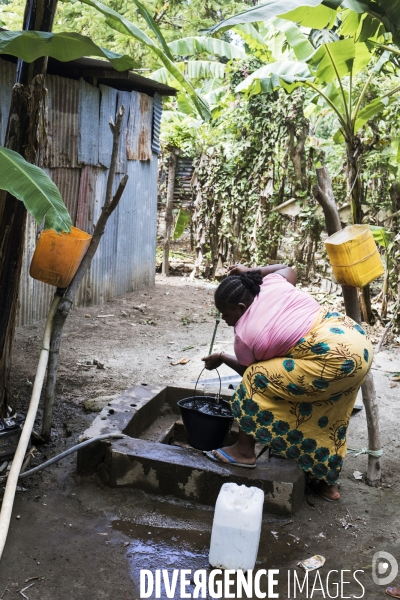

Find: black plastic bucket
[177,369,234,451]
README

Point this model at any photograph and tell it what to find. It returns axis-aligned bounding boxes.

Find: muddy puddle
[112,518,309,599]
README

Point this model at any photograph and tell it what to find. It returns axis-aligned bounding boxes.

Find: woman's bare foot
[319,481,340,501]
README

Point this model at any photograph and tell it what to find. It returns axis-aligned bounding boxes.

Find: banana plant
[0,147,72,232]
[61,0,212,121]
[209,0,400,46]
[0,1,212,121]
[150,35,247,116]
[226,18,400,224]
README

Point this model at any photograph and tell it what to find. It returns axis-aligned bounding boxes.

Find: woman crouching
[202,263,373,502]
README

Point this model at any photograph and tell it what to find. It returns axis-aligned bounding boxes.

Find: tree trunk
[313,166,381,486]
[0,0,58,417]
[162,148,179,276]
[288,121,308,193]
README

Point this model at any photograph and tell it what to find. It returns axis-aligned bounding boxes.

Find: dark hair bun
[239,271,263,296]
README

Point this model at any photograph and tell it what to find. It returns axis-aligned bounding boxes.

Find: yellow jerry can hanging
[30,226,92,288]
[324,224,384,288]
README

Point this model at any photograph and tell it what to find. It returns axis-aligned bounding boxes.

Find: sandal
[204,448,257,469]
[309,480,340,503]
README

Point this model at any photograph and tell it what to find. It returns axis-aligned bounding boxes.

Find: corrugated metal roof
[126,92,153,161]
[78,78,100,165]
[0,58,15,146]
[151,93,162,155]
[45,74,79,168]
[46,56,177,97]
[98,84,118,169]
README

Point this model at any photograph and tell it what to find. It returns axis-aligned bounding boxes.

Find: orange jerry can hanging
[324,224,384,288]
[30,226,92,288]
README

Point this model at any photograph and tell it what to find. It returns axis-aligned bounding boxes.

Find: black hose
[0,432,126,483]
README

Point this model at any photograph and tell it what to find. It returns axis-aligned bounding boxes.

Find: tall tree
[0,0,59,416]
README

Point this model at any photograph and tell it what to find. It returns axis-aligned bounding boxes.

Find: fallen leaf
[170,358,190,366]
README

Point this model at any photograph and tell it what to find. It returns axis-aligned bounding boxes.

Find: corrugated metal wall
[0,59,161,325]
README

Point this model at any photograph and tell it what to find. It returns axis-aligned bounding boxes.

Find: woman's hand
[227,264,252,276]
[202,352,224,370]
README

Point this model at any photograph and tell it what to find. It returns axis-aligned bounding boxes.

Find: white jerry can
[209,483,264,571]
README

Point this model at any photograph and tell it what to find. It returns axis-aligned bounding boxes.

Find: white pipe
[0,294,60,559]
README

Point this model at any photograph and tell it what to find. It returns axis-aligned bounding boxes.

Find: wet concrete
[78,383,304,515]
[0,437,399,599]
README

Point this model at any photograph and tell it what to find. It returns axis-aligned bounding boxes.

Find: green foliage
[173,209,190,239]
[192,81,300,272]
[370,225,393,248]
[0,147,72,233]
[69,0,212,120]
[0,29,140,69]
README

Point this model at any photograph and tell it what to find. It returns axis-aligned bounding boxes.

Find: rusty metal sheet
[78,78,100,166]
[98,84,117,169]
[115,91,130,173]
[0,59,15,146]
[76,165,96,232]
[126,91,153,161]
[45,74,79,168]
[45,167,81,225]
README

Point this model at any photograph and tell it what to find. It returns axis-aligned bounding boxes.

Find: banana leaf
[168,37,246,60]
[0,147,72,233]
[173,209,190,239]
[0,30,139,71]
[370,225,393,248]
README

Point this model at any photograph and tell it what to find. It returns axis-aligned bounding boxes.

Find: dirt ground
[1,275,400,599]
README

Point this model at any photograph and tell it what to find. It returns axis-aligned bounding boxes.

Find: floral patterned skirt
[230,309,373,485]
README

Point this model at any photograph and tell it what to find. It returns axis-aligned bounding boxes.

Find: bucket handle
[193,367,222,410]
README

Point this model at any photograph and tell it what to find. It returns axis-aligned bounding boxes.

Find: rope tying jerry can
[324,224,384,288]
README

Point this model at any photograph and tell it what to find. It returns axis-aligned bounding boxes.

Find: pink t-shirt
[234,273,320,366]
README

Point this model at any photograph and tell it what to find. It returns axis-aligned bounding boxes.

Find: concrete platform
[77,383,305,516]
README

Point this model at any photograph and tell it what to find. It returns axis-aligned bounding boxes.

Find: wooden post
[41,108,128,441]
[313,166,382,486]
[0,0,58,417]
[162,148,179,276]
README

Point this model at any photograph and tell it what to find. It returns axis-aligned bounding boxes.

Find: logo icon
[372,551,398,586]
